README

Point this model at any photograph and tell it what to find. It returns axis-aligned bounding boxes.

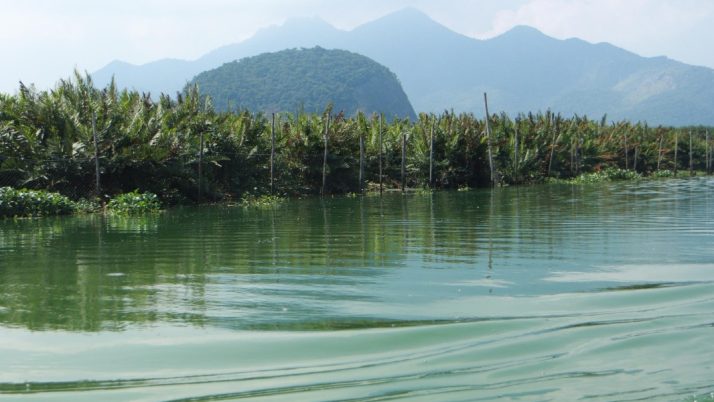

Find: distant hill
[188,47,416,119]
[93,8,714,126]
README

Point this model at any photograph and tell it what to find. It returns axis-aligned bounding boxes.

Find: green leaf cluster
[107,191,161,215]
[0,187,75,217]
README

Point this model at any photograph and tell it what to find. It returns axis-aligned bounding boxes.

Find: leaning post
[483,93,495,185]
[270,112,276,195]
[321,113,330,196]
[92,111,101,197]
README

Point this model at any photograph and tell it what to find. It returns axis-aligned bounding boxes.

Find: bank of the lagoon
[1,177,713,400]
[2,74,713,205]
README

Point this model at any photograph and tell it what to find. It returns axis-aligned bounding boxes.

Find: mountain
[188,47,416,119]
[93,7,714,125]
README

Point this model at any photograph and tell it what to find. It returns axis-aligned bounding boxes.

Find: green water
[1,178,713,401]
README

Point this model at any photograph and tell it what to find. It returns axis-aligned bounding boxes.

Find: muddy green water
[1,178,713,401]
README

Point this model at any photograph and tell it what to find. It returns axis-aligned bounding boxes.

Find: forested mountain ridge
[188,47,416,119]
[93,8,714,125]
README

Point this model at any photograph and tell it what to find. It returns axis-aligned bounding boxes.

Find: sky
[2,0,714,94]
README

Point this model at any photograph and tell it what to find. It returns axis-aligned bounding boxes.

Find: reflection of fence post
[92,111,101,196]
[271,113,275,195]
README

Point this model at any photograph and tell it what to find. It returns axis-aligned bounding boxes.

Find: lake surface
[1,178,713,401]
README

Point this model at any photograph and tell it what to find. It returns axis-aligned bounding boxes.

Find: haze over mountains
[93,8,714,126]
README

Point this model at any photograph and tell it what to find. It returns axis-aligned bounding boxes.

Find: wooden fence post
[92,111,101,197]
[401,130,406,192]
[674,130,679,176]
[321,113,330,196]
[657,133,664,171]
[624,130,629,170]
[514,121,519,182]
[483,93,495,185]
[270,112,275,194]
[689,130,694,176]
[379,115,383,195]
[429,118,434,188]
[359,128,365,193]
[706,130,712,175]
[198,128,204,202]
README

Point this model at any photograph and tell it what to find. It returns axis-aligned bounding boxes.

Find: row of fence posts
[87,95,712,201]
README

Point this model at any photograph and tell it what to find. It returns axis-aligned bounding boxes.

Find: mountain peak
[498,25,549,39]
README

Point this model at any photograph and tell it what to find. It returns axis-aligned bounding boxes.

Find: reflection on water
[1,178,713,400]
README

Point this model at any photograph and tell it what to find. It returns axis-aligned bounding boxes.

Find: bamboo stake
[570,138,575,176]
[706,130,712,174]
[547,113,557,177]
[689,130,693,176]
[92,111,100,196]
[624,130,629,170]
[359,127,365,193]
[379,115,383,195]
[674,131,679,176]
[429,118,434,188]
[270,112,275,195]
[198,128,204,202]
[483,93,495,185]
[657,133,664,171]
[321,114,329,196]
[401,130,406,192]
[514,121,519,182]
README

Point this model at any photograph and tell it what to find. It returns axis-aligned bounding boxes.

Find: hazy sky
[2,0,713,94]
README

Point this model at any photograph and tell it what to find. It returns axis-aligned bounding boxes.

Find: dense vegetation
[189,47,416,119]
[0,187,75,217]
[1,72,712,206]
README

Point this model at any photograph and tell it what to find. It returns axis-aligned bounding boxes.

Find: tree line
[1,72,711,204]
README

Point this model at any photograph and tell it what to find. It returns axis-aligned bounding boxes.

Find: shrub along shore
[1,72,712,217]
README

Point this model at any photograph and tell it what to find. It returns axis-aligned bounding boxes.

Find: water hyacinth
[0,187,76,217]
[106,191,161,215]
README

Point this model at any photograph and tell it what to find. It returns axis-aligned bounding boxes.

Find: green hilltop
[189,47,416,119]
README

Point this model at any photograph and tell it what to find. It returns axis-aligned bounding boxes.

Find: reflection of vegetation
[0,182,706,332]
[105,213,160,233]
[0,187,75,217]
[107,191,161,215]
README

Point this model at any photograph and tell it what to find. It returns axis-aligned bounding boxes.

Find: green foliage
[189,47,416,119]
[0,187,76,217]
[547,168,642,184]
[652,169,675,178]
[1,71,712,203]
[74,199,102,213]
[107,191,161,215]
[239,194,285,209]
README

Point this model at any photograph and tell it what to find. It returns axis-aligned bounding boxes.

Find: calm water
[1,178,714,401]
